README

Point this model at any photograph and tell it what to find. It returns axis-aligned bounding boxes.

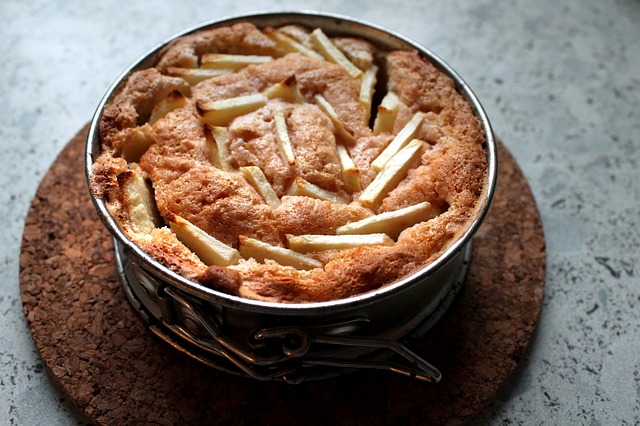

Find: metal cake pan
[85,11,497,383]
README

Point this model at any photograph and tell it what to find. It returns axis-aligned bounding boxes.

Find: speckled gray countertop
[1,0,638,424]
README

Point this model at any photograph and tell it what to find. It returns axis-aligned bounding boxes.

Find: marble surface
[1,0,638,424]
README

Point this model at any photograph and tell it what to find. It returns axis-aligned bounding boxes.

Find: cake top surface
[90,22,488,303]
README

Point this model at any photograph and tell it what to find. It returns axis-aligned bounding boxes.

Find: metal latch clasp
[251,326,442,383]
[162,286,441,384]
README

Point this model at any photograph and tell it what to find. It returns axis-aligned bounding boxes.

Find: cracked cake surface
[90,22,488,303]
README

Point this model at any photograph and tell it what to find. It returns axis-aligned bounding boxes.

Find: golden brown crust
[139,102,210,186]
[132,228,206,282]
[331,37,376,70]
[156,22,285,72]
[90,154,128,199]
[200,265,242,294]
[90,22,488,303]
[322,246,421,299]
[99,69,190,153]
[274,196,371,236]
[273,25,315,49]
[154,164,282,247]
[237,261,322,303]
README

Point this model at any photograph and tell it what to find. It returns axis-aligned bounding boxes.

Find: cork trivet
[20,125,545,425]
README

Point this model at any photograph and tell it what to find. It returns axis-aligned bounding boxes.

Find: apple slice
[239,236,323,270]
[310,28,363,79]
[264,28,325,60]
[200,53,273,70]
[121,124,154,163]
[198,78,308,126]
[371,111,425,172]
[197,93,267,126]
[359,64,378,122]
[240,166,281,209]
[166,67,234,85]
[372,92,400,135]
[287,233,394,252]
[263,75,303,103]
[287,176,349,205]
[336,201,439,239]
[118,169,161,235]
[313,94,356,145]
[359,139,424,208]
[149,91,188,125]
[168,214,240,266]
[336,144,361,193]
[273,110,296,165]
[206,125,233,171]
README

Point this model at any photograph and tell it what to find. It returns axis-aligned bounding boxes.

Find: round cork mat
[20,125,545,425]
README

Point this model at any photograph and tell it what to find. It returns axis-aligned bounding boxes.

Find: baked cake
[90,22,488,303]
